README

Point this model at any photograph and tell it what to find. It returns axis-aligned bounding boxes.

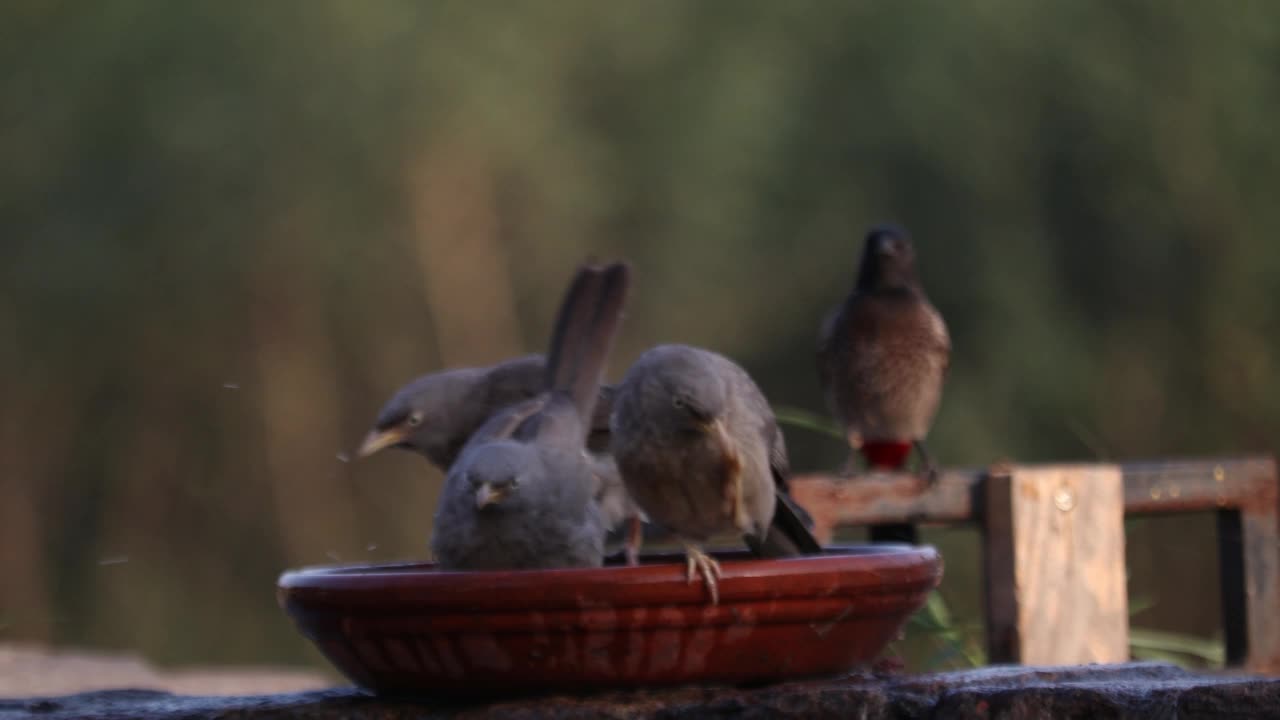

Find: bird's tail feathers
[544,261,632,424]
[746,493,824,558]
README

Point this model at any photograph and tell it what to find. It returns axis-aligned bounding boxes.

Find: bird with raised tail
[356,353,649,563]
[610,344,822,604]
[429,262,631,570]
[818,225,950,539]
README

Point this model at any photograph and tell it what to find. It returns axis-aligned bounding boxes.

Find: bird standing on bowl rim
[817,224,950,541]
[430,262,631,570]
[610,344,823,604]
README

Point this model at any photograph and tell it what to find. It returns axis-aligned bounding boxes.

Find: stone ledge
[0,644,330,697]
[2,662,1278,719]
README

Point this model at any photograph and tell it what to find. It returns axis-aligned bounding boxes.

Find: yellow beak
[357,427,409,458]
[700,416,732,450]
[704,416,746,528]
[475,483,508,509]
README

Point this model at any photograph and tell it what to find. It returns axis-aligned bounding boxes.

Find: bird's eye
[407,412,423,427]
[509,477,521,489]
[672,397,686,410]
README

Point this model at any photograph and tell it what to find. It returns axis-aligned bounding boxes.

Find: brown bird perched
[431,262,630,570]
[610,344,823,604]
[818,225,950,542]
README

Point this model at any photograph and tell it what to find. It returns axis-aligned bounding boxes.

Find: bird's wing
[723,360,822,557]
[465,396,549,449]
[816,301,843,394]
[922,299,952,377]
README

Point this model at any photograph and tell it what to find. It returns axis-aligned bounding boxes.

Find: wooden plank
[1122,457,1274,514]
[982,464,1129,665]
[787,469,979,543]
[787,457,1274,532]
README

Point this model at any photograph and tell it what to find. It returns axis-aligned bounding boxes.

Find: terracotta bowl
[277,544,941,696]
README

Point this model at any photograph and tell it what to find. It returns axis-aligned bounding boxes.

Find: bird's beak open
[475,483,509,509]
[357,427,408,458]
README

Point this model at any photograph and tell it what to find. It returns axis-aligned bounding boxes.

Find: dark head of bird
[626,345,728,438]
[855,224,920,292]
[356,368,483,464]
[458,441,535,512]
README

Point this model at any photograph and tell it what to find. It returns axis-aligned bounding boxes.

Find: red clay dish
[277,544,942,695]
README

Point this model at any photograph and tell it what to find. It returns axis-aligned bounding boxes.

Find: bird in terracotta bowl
[430,261,630,571]
[610,344,823,604]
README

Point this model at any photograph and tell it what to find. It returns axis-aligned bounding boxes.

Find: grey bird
[610,344,823,603]
[356,356,647,563]
[356,355,613,468]
[817,224,950,482]
[430,262,631,570]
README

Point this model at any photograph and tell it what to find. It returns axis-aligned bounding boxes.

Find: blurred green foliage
[1,1,1275,670]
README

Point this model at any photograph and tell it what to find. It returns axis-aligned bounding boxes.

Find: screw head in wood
[1054,486,1076,512]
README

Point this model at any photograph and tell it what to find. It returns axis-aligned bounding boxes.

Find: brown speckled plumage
[818,224,950,469]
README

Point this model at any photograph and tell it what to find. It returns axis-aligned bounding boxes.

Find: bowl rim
[278,543,942,611]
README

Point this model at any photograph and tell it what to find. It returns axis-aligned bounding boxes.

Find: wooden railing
[788,456,1280,674]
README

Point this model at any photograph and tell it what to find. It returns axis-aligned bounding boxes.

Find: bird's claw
[684,546,722,605]
[923,466,939,486]
[913,440,940,487]
[625,516,643,567]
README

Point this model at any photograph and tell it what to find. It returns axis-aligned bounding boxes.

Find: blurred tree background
[2,0,1277,671]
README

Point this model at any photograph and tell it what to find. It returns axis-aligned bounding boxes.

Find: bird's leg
[838,454,859,478]
[913,439,939,486]
[682,543,722,605]
[839,431,864,477]
[487,396,549,440]
[625,515,643,567]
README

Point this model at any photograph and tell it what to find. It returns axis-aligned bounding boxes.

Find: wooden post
[1219,508,1247,666]
[1240,464,1280,674]
[983,464,1129,665]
